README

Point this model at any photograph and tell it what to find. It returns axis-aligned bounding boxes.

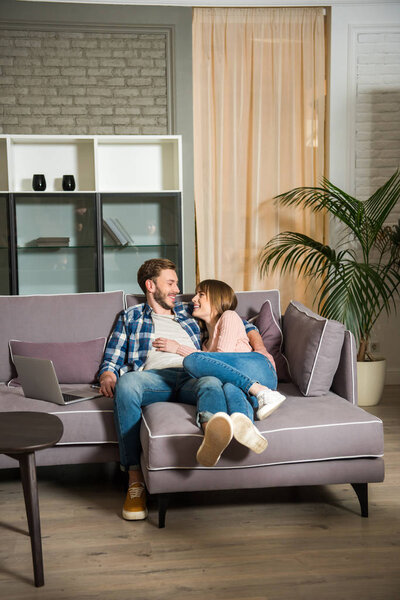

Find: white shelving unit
[0,135,183,295]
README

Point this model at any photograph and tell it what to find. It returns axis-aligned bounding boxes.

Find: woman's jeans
[113,367,226,470]
[183,352,278,425]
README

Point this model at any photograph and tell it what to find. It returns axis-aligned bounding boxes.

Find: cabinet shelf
[17,244,179,250]
[18,246,97,250]
[104,243,179,249]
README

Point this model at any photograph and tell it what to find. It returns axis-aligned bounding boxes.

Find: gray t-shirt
[143,312,196,370]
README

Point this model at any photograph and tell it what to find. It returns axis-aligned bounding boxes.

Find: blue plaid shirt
[99,302,257,377]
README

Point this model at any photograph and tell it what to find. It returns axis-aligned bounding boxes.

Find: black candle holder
[32,174,46,191]
[62,175,76,191]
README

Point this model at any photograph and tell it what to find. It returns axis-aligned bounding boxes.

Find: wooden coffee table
[0,411,63,587]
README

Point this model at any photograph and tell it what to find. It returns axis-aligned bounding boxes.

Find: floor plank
[0,387,399,600]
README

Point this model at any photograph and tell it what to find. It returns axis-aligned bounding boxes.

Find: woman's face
[192,289,215,322]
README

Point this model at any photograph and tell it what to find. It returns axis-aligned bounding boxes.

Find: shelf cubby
[96,136,181,192]
[8,136,96,193]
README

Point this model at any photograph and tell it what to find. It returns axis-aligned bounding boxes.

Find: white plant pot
[357,358,386,406]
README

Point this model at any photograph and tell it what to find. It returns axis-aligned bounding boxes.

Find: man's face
[151,269,180,311]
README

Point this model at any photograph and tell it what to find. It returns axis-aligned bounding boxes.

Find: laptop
[13,355,102,405]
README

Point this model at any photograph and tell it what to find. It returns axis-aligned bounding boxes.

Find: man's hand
[99,371,117,398]
[152,337,180,354]
[247,330,276,369]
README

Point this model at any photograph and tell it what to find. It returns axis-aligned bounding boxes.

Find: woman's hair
[196,279,237,319]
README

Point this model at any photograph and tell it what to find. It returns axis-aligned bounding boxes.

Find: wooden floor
[0,387,399,600]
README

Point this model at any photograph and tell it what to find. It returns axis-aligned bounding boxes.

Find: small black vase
[32,174,46,191]
[62,175,76,191]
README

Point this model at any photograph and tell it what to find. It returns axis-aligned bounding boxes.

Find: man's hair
[137,258,177,294]
[196,279,237,320]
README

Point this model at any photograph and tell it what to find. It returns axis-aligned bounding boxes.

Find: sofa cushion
[9,338,106,385]
[255,300,290,382]
[283,301,345,396]
[140,384,383,472]
[0,291,124,383]
[0,383,118,446]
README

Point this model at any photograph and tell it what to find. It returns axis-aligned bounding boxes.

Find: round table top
[0,412,64,454]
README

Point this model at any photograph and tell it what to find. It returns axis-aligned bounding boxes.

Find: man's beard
[153,287,174,311]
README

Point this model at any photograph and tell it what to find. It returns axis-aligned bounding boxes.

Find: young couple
[99,258,285,521]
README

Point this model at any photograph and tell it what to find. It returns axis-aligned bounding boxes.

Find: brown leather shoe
[122,482,148,520]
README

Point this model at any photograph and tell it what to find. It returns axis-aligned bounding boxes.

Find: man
[99,258,268,520]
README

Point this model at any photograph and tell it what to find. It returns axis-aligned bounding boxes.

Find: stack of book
[103,217,134,247]
[35,237,70,247]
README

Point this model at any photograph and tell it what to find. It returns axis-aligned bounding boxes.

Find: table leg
[19,452,44,587]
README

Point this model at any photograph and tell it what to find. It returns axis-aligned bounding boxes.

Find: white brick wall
[352,26,400,383]
[355,28,400,223]
[0,29,169,135]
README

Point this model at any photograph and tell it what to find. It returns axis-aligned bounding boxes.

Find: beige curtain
[193,7,327,309]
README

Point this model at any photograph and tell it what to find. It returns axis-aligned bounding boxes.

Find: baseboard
[385,369,400,385]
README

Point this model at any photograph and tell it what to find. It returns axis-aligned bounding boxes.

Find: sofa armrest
[330,330,358,404]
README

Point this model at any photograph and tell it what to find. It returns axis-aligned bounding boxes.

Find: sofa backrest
[331,330,358,404]
[125,289,281,323]
[235,290,281,322]
[0,291,124,382]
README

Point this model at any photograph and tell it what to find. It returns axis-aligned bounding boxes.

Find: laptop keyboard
[62,393,82,403]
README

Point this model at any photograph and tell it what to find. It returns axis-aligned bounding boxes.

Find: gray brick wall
[0,28,169,135]
[355,28,400,222]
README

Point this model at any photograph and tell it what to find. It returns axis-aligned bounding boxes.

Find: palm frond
[259,232,339,281]
[316,260,400,344]
[364,170,400,238]
[274,181,366,244]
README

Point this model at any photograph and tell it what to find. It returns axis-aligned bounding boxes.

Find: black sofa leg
[351,483,368,517]
[158,494,169,528]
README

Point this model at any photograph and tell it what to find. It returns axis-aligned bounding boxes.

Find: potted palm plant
[259,171,400,405]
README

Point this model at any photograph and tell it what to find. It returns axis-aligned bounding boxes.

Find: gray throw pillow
[255,300,290,382]
[9,338,106,386]
[283,301,345,396]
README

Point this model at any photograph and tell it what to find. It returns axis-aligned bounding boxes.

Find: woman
[152,279,285,467]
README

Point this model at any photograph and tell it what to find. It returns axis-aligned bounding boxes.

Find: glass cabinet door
[0,195,10,294]
[102,193,182,294]
[15,194,98,295]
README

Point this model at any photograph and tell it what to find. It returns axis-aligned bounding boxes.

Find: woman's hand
[153,337,180,354]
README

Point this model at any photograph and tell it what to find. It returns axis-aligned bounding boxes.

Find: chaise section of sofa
[140,388,384,492]
[137,291,384,526]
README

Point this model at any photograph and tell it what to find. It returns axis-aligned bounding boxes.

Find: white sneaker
[256,389,286,420]
[231,413,268,454]
[196,412,233,467]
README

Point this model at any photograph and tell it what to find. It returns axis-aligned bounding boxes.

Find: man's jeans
[183,352,278,424]
[113,367,225,470]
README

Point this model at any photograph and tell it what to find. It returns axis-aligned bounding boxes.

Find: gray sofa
[0,290,384,526]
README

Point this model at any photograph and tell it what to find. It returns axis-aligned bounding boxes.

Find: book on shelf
[103,217,134,247]
[35,237,70,247]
